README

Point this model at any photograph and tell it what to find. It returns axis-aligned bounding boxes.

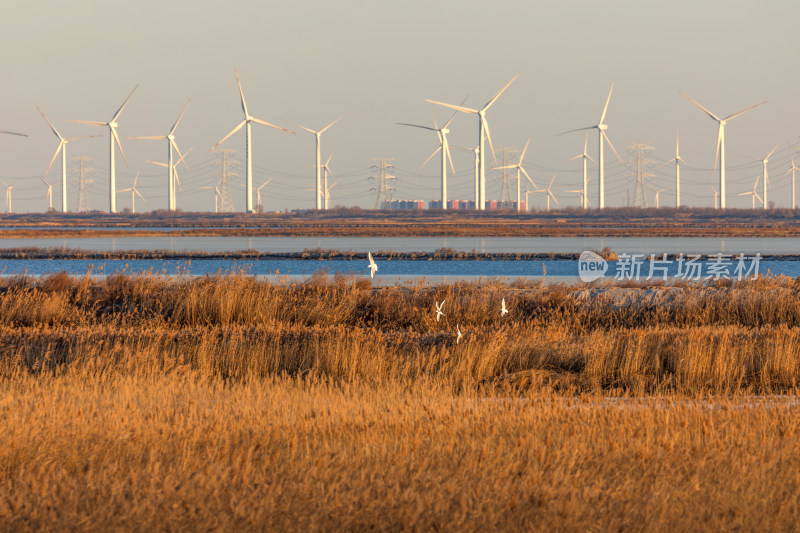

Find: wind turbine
[650,185,667,208]
[566,132,596,209]
[737,175,762,210]
[3,181,12,213]
[294,114,344,210]
[662,132,688,208]
[679,91,766,209]
[322,154,335,210]
[398,113,457,210]
[65,84,138,214]
[559,82,623,209]
[210,69,295,213]
[38,107,99,213]
[130,100,190,211]
[785,158,800,209]
[493,139,532,212]
[41,177,53,211]
[426,74,519,210]
[755,144,778,210]
[200,185,221,213]
[119,172,145,213]
[256,179,272,212]
[146,147,192,210]
[324,179,340,209]
[533,175,559,212]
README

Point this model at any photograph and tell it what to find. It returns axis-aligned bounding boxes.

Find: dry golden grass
[2,273,800,530]
[2,373,799,531]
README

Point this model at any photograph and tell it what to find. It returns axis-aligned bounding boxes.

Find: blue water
[0,258,794,280]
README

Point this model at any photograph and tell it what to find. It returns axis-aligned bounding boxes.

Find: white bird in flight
[456,324,462,344]
[500,298,508,317]
[435,300,446,322]
[367,251,378,279]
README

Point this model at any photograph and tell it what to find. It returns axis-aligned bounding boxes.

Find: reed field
[2,272,800,530]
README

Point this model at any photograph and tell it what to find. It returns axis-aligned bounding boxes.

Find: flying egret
[435,300,446,322]
[367,252,378,279]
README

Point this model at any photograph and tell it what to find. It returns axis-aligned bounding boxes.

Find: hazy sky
[1,0,799,213]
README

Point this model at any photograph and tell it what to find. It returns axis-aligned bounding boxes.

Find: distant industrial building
[382,199,425,210]
[428,200,524,211]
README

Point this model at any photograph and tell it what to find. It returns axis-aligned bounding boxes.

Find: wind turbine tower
[210,69,295,213]
[567,133,595,209]
[397,112,457,210]
[66,85,138,214]
[757,144,778,210]
[785,159,800,209]
[560,82,623,208]
[426,74,518,210]
[664,132,688,208]
[679,91,766,209]
[130,100,190,211]
[38,107,98,213]
[295,115,344,210]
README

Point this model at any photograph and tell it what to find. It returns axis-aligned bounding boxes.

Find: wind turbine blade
[548,174,556,188]
[549,190,559,205]
[320,114,345,134]
[737,192,751,197]
[724,100,767,122]
[418,147,442,172]
[519,139,530,165]
[566,154,583,162]
[556,125,595,136]
[598,81,614,124]
[132,171,140,188]
[601,130,624,163]
[146,160,169,168]
[37,107,63,140]
[766,143,779,160]
[585,153,597,164]
[64,119,106,126]
[135,189,146,201]
[251,118,295,134]
[583,132,589,153]
[483,73,519,111]
[44,143,64,177]
[112,128,128,166]
[424,99,478,114]
[396,123,438,132]
[169,99,190,135]
[679,91,721,122]
[173,169,182,191]
[482,115,497,166]
[755,192,763,204]
[444,138,455,174]
[171,140,190,170]
[329,180,340,189]
[234,68,249,118]
[111,84,139,122]
[209,120,246,152]
[521,167,536,188]
[0,129,27,137]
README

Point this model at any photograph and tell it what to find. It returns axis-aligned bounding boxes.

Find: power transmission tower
[369,158,395,209]
[496,147,517,206]
[71,156,95,212]
[627,143,656,208]
[212,149,238,213]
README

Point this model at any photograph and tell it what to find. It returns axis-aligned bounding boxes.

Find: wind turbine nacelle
[109,122,118,128]
[597,124,608,130]
[441,128,449,134]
